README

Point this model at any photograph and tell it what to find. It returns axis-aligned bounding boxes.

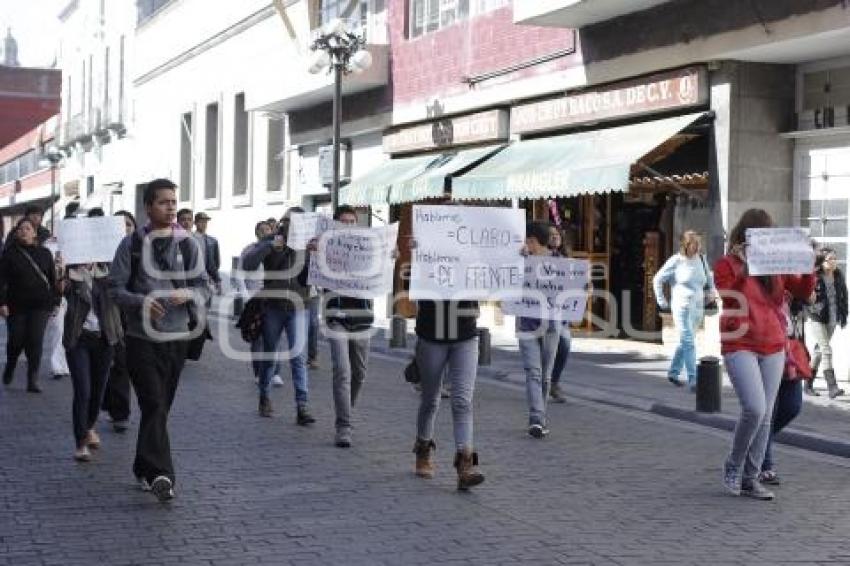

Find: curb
[211,313,850,460]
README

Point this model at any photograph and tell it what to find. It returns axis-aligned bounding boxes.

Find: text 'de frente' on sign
[409,205,525,300]
[307,223,399,299]
[745,227,815,276]
[287,212,335,250]
[501,257,591,322]
[57,216,126,264]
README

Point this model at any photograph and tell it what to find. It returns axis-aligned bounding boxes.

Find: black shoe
[528,423,549,439]
[150,476,174,502]
[258,396,273,418]
[26,381,42,393]
[296,406,316,426]
[2,366,13,385]
[549,383,567,404]
[52,373,69,380]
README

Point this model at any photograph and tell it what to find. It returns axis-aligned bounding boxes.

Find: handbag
[783,305,812,381]
[699,254,719,315]
[403,358,421,384]
[236,296,265,343]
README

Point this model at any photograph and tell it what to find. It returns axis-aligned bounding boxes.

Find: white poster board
[502,256,591,321]
[410,205,525,300]
[56,216,126,264]
[287,213,335,250]
[746,227,815,276]
[308,223,399,298]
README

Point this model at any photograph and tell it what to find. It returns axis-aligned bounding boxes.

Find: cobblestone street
[2,323,850,566]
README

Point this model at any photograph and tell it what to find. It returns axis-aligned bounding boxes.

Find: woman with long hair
[805,247,847,399]
[715,209,815,500]
[0,218,60,392]
[652,230,716,389]
[63,253,124,461]
[547,225,571,403]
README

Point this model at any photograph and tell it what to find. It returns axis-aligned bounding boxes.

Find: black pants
[67,331,114,445]
[5,309,51,381]
[102,342,131,421]
[126,336,188,485]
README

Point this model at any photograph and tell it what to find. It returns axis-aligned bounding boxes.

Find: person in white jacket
[652,230,717,390]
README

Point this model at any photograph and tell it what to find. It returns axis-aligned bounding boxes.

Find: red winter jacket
[713,254,815,356]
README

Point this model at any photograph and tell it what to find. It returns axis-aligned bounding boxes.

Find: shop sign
[511,67,708,135]
[383,110,509,154]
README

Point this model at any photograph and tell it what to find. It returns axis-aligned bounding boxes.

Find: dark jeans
[126,336,188,485]
[762,379,803,472]
[5,309,51,381]
[551,333,571,385]
[102,342,131,422]
[307,296,319,362]
[67,331,114,445]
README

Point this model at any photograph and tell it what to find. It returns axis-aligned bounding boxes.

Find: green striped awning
[339,155,440,206]
[388,145,507,204]
[452,112,708,201]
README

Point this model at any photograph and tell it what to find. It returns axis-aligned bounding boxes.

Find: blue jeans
[251,336,280,379]
[307,296,320,362]
[551,328,571,385]
[259,306,308,406]
[724,350,785,482]
[762,379,803,472]
[669,301,699,385]
[518,321,560,425]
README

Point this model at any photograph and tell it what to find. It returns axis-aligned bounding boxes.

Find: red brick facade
[388,1,577,108]
[0,66,61,147]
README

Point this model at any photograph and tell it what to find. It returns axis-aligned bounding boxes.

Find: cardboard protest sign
[502,256,590,321]
[308,223,399,298]
[409,205,525,300]
[287,212,335,250]
[56,216,126,264]
[745,227,815,276]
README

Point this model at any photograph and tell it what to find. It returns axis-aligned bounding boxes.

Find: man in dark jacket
[108,178,209,502]
[242,208,314,424]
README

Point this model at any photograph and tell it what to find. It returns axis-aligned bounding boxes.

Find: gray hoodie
[108,225,210,341]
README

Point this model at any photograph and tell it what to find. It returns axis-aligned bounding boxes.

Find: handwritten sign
[57,216,126,264]
[410,205,525,300]
[502,257,590,321]
[746,227,815,276]
[308,223,399,298]
[287,212,335,250]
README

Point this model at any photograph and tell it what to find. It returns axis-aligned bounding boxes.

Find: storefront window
[797,146,850,269]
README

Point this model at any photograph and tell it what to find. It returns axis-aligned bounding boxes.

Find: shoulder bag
[699,254,719,315]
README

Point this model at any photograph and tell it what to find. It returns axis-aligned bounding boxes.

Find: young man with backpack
[108,178,209,502]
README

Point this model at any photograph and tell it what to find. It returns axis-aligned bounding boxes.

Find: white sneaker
[73,446,91,462]
[271,375,284,387]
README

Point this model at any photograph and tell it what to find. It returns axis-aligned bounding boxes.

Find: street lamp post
[308,18,372,213]
[39,147,64,233]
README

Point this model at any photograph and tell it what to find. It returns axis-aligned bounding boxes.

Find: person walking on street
[517,222,562,438]
[176,208,193,233]
[714,209,815,501]
[547,225,571,404]
[412,295,485,491]
[63,256,123,462]
[760,296,811,485]
[805,247,847,399]
[108,179,209,502]
[101,210,137,432]
[194,212,221,295]
[239,221,282,387]
[323,206,373,448]
[653,230,717,390]
[242,208,315,424]
[0,218,60,392]
[3,205,50,249]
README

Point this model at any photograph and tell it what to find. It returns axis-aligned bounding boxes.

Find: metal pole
[331,59,343,214]
[50,163,56,233]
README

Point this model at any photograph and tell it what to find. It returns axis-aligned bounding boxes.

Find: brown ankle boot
[453,449,484,491]
[412,439,435,478]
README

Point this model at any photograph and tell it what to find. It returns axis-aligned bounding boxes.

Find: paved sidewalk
[2,322,850,565]
[366,327,850,456]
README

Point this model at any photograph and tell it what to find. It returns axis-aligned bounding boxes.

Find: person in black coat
[806,247,848,398]
[0,218,60,392]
